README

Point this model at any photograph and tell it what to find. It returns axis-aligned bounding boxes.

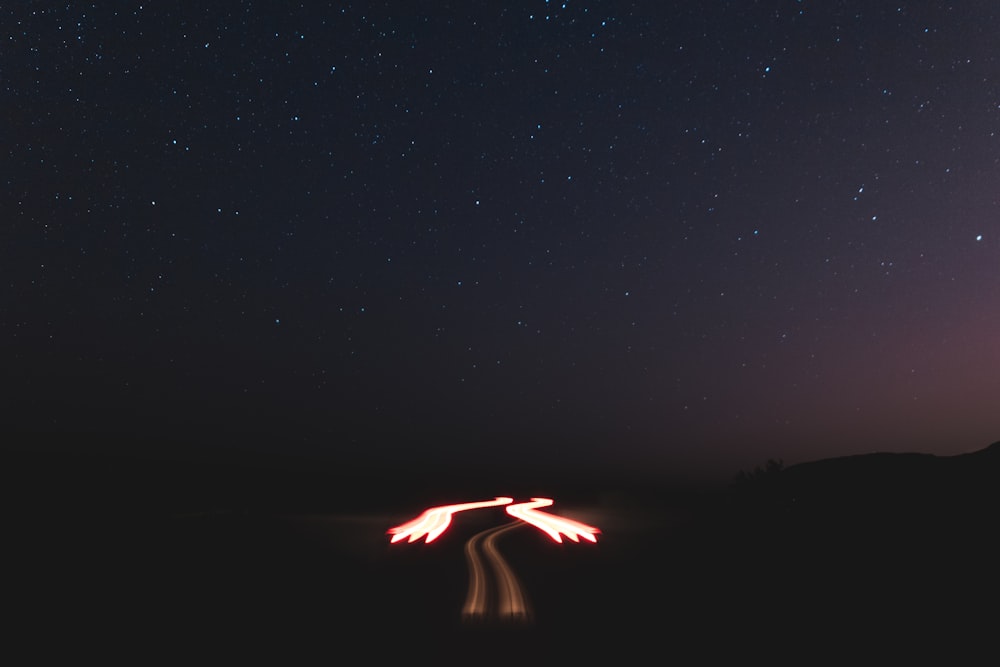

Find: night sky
[5,2,1000,480]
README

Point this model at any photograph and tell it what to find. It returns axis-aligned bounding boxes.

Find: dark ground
[7,436,999,662]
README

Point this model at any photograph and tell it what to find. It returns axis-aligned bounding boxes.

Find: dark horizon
[5,408,998,489]
[8,426,999,508]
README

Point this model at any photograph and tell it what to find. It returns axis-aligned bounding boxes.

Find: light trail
[505,498,600,543]
[462,527,492,617]
[387,497,513,544]
[389,496,598,621]
[485,523,531,618]
[462,522,531,621]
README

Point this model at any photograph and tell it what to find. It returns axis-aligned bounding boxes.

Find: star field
[4,2,999,478]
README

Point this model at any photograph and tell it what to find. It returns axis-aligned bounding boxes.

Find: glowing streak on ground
[485,523,531,618]
[505,498,600,543]
[463,528,492,616]
[462,522,531,621]
[387,497,513,543]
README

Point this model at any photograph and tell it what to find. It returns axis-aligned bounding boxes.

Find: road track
[461,522,531,622]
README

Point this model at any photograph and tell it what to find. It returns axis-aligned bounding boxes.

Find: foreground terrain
[9,439,998,660]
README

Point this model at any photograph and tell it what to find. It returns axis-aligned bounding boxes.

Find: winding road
[462,522,532,622]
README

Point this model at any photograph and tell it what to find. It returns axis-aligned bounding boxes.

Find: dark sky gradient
[5,2,999,479]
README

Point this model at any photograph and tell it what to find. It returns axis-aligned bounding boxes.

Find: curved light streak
[505,498,600,543]
[462,522,531,620]
[484,523,532,618]
[387,497,513,543]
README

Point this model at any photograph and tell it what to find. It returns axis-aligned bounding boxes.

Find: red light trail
[506,498,600,543]
[388,497,600,623]
[388,497,599,544]
[387,497,513,544]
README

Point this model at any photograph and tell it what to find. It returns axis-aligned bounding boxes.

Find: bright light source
[506,498,600,543]
[387,497,514,543]
[388,496,600,545]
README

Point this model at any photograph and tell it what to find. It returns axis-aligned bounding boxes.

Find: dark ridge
[725,442,1000,519]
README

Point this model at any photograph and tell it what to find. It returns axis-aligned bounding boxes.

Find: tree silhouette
[732,458,784,487]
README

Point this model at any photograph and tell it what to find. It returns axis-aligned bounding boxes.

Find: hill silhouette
[732,441,1000,529]
[678,442,1000,652]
